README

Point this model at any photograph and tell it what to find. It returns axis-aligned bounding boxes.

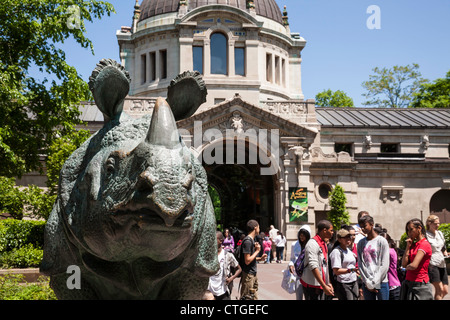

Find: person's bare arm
[311,268,334,296]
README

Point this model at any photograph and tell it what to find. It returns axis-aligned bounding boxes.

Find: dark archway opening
[430,189,450,224]
[203,140,276,237]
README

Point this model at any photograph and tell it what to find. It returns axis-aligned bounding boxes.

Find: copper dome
[138,0,283,24]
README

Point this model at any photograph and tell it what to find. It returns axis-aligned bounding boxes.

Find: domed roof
[138,0,283,24]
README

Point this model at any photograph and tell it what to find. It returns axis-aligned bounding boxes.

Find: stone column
[204,38,211,76]
[179,37,193,72]
[228,39,235,77]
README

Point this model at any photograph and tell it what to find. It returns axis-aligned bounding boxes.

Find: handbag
[281,268,296,294]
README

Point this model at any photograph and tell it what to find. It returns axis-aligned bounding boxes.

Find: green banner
[289,187,308,222]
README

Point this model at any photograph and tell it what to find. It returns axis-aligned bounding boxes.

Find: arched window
[210,33,227,75]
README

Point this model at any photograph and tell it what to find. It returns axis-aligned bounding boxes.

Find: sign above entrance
[289,187,308,222]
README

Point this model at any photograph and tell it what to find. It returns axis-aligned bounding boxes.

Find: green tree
[0,177,25,219]
[46,128,91,195]
[315,89,354,107]
[327,184,350,231]
[362,63,427,108]
[208,185,222,230]
[0,128,91,220]
[410,70,450,109]
[0,0,115,178]
[0,176,52,220]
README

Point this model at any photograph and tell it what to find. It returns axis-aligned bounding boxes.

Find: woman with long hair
[400,218,433,300]
[426,215,449,300]
[289,225,311,300]
[222,228,235,253]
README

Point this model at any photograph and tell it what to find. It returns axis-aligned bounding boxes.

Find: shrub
[0,219,46,268]
[0,274,56,300]
[0,219,45,252]
[0,176,25,220]
[327,184,350,231]
[0,244,43,268]
[439,223,450,251]
[0,176,55,220]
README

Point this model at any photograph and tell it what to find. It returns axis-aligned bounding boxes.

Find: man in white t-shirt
[208,231,241,300]
[269,225,278,263]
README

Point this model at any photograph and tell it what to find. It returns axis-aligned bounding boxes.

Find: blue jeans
[265,250,271,263]
[362,282,389,300]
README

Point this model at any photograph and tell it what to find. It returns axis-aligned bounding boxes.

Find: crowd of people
[206,213,449,301]
[287,212,449,301]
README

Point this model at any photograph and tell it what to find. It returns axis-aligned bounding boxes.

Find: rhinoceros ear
[88,59,131,122]
[166,70,207,121]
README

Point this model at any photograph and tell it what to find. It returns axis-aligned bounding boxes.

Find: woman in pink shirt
[381,233,402,300]
[400,218,433,300]
[262,237,272,264]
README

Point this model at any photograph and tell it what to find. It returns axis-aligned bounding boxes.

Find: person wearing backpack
[330,228,359,300]
[208,231,242,300]
[289,225,311,300]
[300,220,335,300]
[239,219,267,300]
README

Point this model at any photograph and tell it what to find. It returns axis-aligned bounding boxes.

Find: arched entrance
[201,139,278,235]
[430,189,450,223]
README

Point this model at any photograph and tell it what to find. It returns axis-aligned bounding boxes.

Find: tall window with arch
[210,32,227,75]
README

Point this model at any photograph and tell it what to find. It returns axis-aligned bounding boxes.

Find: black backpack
[328,246,344,288]
[234,236,252,277]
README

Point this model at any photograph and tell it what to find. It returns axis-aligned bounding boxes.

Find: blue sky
[56,0,450,107]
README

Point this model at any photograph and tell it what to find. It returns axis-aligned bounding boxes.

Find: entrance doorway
[202,140,276,235]
[205,164,274,234]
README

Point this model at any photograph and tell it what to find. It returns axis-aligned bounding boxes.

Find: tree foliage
[315,89,354,108]
[0,0,115,178]
[410,70,450,109]
[362,63,427,108]
[46,128,91,195]
[0,176,53,220]
[0,128,90,220]
[327,184,350,231]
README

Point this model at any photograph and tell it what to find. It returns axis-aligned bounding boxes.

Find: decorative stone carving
[363,135,372,150]
[420,135,430,150]
[230,111,244,134]
[261,101,307,117]
[288,145,310,186]
[310,147,352,163]
[381,186,404,203]
[41,59,219,299]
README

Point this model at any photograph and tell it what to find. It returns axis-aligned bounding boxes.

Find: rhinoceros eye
[106,157,116,175]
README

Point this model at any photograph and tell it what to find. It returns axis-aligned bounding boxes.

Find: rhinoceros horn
[146,97,181,149]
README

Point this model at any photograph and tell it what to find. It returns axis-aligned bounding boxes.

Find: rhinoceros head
[41,60,217,280]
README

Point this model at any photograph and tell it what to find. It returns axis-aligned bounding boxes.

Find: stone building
[113,0,450,245]
[20,0,450,251]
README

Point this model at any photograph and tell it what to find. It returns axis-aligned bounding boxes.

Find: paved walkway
[229,261,450,300]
